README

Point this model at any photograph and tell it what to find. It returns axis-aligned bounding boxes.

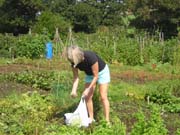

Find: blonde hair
[66,45,84,67]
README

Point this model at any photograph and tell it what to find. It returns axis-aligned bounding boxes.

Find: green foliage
[33,11,70,38]
[0,86,127,135]
[0,91,54,135]
[173,45,180,66]
[6,70,56,90]
[43,125,86,135]
[99,1,124,27]
[92,120,126,135]
[127,0,180,38]
[143,45,162,63]
[16,34,47,59]
[0,0,45,34]
[42,116,126,135]
[146,60,172,73]
[130,110,146,135]
[145,80,180,113]
[162,38,179,64]
[131,105,168,135]
[116,38,140,65]
[0,34,17,58]
[0,0,180,38]
[48,0,74,15]
[75,30,140,65]
[176,128,180,135]
[71,3,100,33]
[0,0,4,6]
[1,27,178,66]
[51,71,73,105]
[70,29,179,65]
[0,33,49,59]
[4,70,74,94]
[1,62,180,134]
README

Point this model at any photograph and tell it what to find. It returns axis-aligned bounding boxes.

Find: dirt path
[111,70,180,84]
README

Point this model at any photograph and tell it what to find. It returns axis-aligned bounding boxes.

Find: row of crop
[4,70,56,90]
[3,69,180,101]
[145,79,180,113]
[0,92,55,135]
[72,31,180,66]
[3,69,180,113]
[2,70,77,106]
[1,30,180,65]
[1,90,180,135]
[0,34,48,59]
[3,70,72,91]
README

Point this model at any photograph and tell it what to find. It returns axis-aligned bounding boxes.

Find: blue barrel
[46,42,53,59]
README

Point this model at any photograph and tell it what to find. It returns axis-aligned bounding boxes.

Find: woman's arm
[89,61,99,89]
[71,67,79,97]
[83,62,99,97]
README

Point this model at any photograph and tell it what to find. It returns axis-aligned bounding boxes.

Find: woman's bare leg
[99,83,110,122]
[85,83,96,121]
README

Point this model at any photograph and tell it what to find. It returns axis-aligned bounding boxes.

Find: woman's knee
[100,94,108,103]
[99,85,108,101]
[85,91,94,102]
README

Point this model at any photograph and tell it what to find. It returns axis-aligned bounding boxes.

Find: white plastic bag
[64,97,90,127]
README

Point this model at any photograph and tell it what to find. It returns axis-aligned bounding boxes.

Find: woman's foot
[88,118,95,124]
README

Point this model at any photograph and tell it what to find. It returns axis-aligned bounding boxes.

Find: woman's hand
[71,68,79,98]
[70,91,78,98]
[82,88,90,98]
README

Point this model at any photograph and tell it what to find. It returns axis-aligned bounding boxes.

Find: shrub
[71,3,100,33]
[16,34,48,59]
[131,105,168,135]
[145,80,180,113]
[0,34,17,58]
[33,11,70,38]
[0,91,54,135]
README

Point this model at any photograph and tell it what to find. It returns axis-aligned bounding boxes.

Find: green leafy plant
[145,80,180,113]
[0,91,55,135]
[131,105,168,135]
[176,128,180,135]
[16,34,47,59]
[6,70,56,90]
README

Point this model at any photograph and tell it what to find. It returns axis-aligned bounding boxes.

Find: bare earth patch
[112,70,180,84]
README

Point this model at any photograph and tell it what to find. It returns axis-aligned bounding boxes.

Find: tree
[70,3,101,33]
[126,0,180,38]
[0,0,45,35]
[47,0,76,15]
[97,0,125,26]
[32,11,70,38]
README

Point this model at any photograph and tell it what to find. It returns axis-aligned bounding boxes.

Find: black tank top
[76,51,106,75]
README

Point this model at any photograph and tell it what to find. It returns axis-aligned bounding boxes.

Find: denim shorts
[85,64,110,84]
